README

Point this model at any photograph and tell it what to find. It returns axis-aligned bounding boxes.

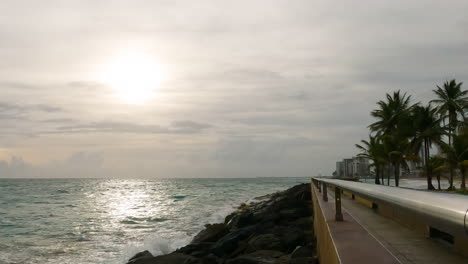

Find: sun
[100,53,164,104]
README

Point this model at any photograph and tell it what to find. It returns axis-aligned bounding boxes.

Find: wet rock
[291,245,315,259]
[226,209,255,229]
[210,226,256,257]
[226,250,285,264]
[290,257,317,264]
[275,254,291,264]
[201,254,223,264]
[247,234,282,252]
[127,250,153,263]
[291,217,313,230]
[126,253,199,264]
[279,207,309,221]
[192,223,229,244]
[177,243,214,257]
[271,226,306,252]
[155,253,199,264]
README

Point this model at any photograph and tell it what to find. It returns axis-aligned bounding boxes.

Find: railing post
[318,181,321,192]
[335,187,343,221]
[323,183,328,201]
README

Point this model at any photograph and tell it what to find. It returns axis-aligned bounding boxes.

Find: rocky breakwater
[127,183,316,264]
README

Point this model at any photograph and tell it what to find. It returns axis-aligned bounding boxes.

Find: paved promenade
[338,192,468,264]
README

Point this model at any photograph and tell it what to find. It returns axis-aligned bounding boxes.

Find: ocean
[0,177,309,264]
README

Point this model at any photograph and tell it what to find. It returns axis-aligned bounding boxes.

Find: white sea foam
[120,232,194,262]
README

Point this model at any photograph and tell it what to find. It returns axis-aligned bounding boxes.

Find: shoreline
[126,183,316,264]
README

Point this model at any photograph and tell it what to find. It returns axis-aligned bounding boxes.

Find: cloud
[1,0,468,177]
[0,102,62,120]
[51,120,211,134]
[213,137,320,163]
[0,152,104,178]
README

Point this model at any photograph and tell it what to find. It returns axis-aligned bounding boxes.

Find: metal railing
[312,177,468,237]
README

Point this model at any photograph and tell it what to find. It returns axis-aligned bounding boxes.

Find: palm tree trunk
[449,113,454,190]
[461,166,466,190]
[387,165,390,185]
[375,165,381,185]
[394,163,400,187]
[379,166,384,185]
[436,173,441,190]
[449,169,454,189]
[425,139,435,190]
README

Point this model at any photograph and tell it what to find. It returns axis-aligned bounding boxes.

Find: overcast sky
[1,0,467,178]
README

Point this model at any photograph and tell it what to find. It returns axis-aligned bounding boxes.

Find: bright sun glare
[101,54,164,104]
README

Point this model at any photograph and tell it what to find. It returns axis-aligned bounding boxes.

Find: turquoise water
[0,177,309,264]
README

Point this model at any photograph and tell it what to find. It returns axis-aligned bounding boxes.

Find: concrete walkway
[338,193,468,264]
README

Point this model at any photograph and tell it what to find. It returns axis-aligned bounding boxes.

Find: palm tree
[439,128,468,190]
[356,135,386,185]
[410,105,445,190]
[381,134,410,187]
[369,91,415,136]
[369,91,415,187]
[431,80,467,146]
[431,80,467,189]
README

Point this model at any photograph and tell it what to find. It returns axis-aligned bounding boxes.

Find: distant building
[343,158,354,178]
[352,156,370,177]
[336,161,344,177]
[335,156,370,178]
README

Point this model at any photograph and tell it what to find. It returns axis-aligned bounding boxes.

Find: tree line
[356,79,468,191]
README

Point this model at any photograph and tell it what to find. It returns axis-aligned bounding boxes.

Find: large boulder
[291,245,315,259]
[271,226,306,252]
[291,217,313,230]
[226,250,285,264]
[226,209,255,229]
[176,242,214,257]
[210,226,256,257]
[126,253,199,264]
[191,223,229,244]
[127,250,153,263]
[282,183,312,201]
[290,258,317,264]
[247,234,282,252]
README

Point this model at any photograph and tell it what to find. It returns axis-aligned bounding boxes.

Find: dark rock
[291,246,314,259]
[279,207,309,221]
[275,255,291,264]
[226,250,285,264]
[226,209,255,229]
[144,253,199,264]
[247,234,282,252]
[272,226,306,252]
[192,223,229,244]
[127,250,153,263]
[291,217,313,230]
[210,226,256,257]
[290,257,317,264]
[177,243,214,257]
[201,254,223,264]
[127,253,200,264]
[253,211,280,225]
[304,231,316,245]
[283,183,312,201]
[228,240,249,258]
